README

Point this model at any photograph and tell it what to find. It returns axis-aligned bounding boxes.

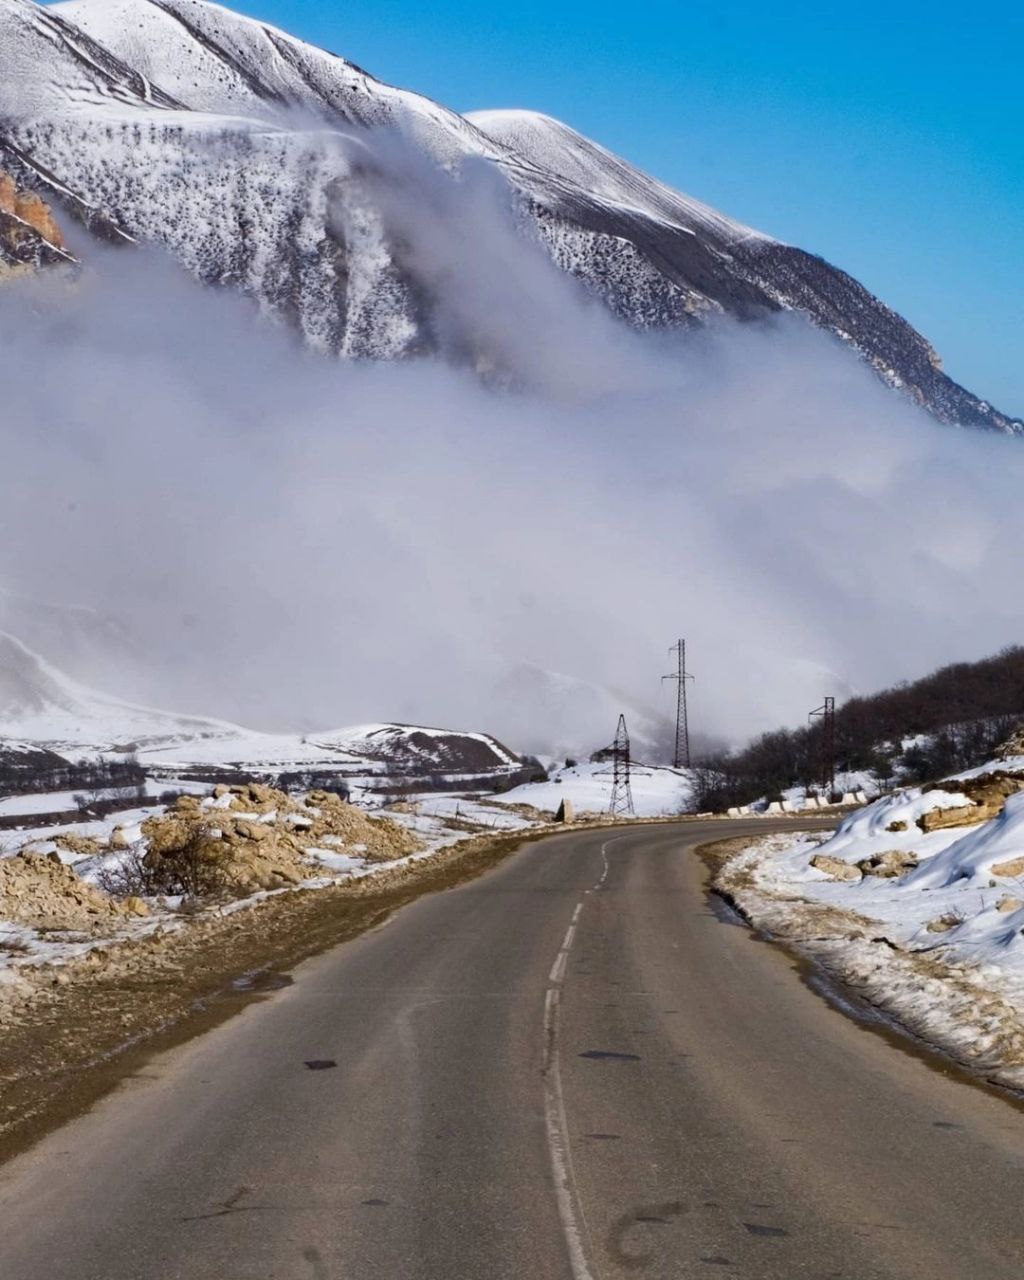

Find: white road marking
[595,841,611,889]
[543,898,595,1280]
[542,835,627,1278]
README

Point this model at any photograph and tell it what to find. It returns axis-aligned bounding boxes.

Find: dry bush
[97,823,230,901]
[95,845,153,898]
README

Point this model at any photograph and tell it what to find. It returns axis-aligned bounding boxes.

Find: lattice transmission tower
[662,639,694,769]
[597,714,635,818]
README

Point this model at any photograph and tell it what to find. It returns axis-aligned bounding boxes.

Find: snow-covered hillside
[305,723,520,773]
[0,0,1015,429]
[0,632,525,788]
[0,631,241,752]
[138,722,523,781]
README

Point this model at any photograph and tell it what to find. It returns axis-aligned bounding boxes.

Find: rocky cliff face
[0,168,71,274]
[0,0,1017,432]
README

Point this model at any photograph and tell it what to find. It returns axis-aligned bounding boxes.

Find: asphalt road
[3,819,1024,1279]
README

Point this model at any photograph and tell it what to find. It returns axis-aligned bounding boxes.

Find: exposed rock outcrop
[0,169,71,274]
[0,171,64,247]
[918,772,1024,833]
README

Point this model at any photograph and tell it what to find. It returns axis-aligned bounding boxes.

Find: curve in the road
[1,819,1023,1279]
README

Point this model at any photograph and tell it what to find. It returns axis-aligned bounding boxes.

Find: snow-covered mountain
[303,724,521,774]
[0,631,244,752]
[0,632,525,783]
[0,0,1017,431]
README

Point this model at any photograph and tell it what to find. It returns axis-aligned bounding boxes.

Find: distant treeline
[692,645,1024,811]
[0,748,145,800]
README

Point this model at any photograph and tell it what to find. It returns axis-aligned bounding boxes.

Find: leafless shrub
[95,844,154,898]
[96,823,231,901]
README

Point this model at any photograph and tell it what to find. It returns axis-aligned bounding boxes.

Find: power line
[662,639,694,769]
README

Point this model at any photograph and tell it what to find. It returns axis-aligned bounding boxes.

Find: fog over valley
[1,227,1020,757]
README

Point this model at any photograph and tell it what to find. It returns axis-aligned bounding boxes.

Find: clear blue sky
[253,0,1021,413]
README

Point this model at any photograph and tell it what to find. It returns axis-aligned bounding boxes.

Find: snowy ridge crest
[0,0,1017,431]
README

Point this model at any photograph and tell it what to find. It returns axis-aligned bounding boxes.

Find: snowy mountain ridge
[0,0,1017,430]
[0,631,524,780]
[0,631,245,751]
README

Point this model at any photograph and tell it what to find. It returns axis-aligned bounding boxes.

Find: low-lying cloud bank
[0,160,1020,757]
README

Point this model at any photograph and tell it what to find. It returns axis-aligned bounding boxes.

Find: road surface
[2,819,1024,1279]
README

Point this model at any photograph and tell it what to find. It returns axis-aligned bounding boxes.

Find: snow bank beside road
[717,760,1024,1089]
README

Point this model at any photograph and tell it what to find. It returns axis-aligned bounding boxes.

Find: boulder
[918,804,980,833]
[810,854,862,882]
[857,849,918,878]
[232,819,274,843]
[991,857,1024,880]
[555,798,574,824]
[926,914,961,933]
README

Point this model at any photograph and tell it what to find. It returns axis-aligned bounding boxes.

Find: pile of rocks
[137,784,421,896]
[0,851,146,929]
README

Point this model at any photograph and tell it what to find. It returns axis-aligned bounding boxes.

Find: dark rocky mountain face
[0,0,1017,433]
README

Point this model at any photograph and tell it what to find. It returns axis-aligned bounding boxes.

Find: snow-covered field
[719,753,1024,1088]
[493,759,693,818]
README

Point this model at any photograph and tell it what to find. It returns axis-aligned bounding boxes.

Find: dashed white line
[596,842,610,888]
[543,979,595,1280]
[541,837,621,1280]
